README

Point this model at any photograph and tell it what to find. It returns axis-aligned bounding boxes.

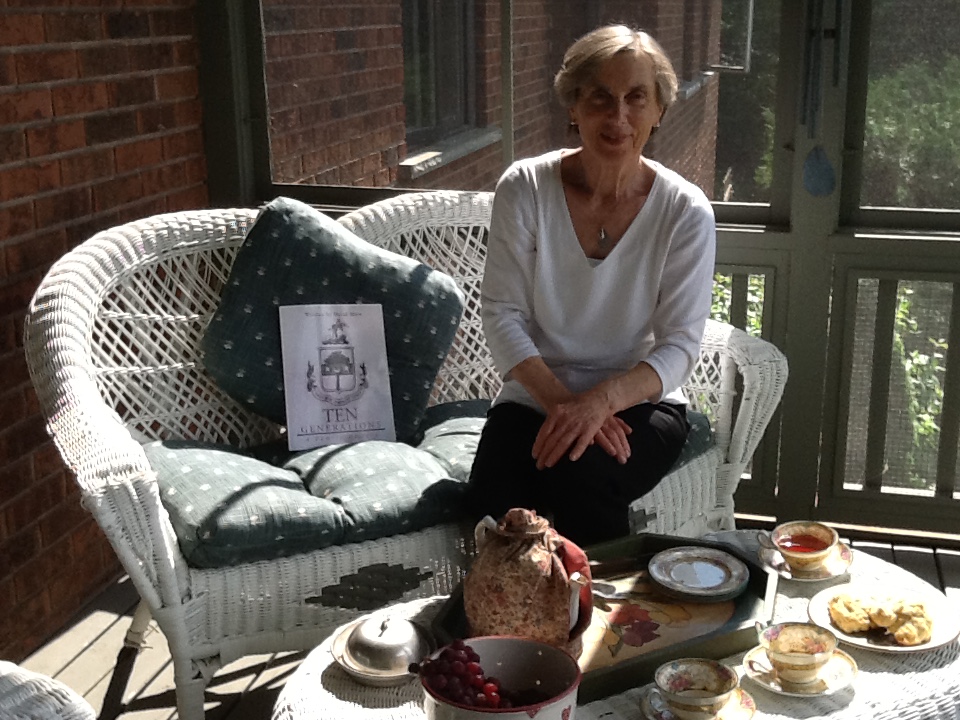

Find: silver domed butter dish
[331,615,436,687]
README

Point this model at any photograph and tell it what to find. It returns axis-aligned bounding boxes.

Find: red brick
[114,138,163,173]
[166,184,207,211]
[0,13,45,45]
[51,82,109,116]
[109,76,156,106]
[44,12,102,42]
[105,10,151,39]
[0,55,16,87]
[0,318,16,355]
[0,525,41,580]
[156,68,198,100]
[172,39,198,66]
[13,537,72,600]
[0,129,27,164]
[140,162,186,195]
[0,161,60,203]
[92,174,143,211]
[0,579,14,618]
[150,8,195,37]
[0,454,31,508]
[39,501,89,548]
[32,443,65,483]
[84,110,138,144]
[0,387,27,434]
[0,88,53,125]
[60,149,114,185]
[26,120,86,157]
[35,187,92,228]
[163,129,202,159]
[0,202,34,241]
[0,276,42,317]
[5,229,67,276]
[78,45,130,78]
[2,471,62,538]
[15,50,78,84]
[172,98,202,128]
[129,42,175,72]
[137,104,176,134]
[0,589,47,654]
[66,517,106,559]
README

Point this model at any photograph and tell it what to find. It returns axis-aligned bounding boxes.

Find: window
[402,0,475,149]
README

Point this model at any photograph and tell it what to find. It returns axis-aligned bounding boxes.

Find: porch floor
[18,537,960,720]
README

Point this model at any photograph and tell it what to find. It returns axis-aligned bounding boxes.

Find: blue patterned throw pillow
[201,197,465,444]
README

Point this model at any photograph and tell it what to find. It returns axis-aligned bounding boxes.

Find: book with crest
[279,303,396,451]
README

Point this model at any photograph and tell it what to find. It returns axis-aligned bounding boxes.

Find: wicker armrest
[700,318,788,471]
[22,216,262,609]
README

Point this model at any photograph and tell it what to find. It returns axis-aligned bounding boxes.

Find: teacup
[757,622,837,685]
[759,520,839,572]
[653,658,738,720]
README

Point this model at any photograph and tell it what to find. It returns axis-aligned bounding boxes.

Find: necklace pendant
[598,228,611,252]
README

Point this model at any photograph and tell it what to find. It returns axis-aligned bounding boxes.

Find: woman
[466,25,717,546]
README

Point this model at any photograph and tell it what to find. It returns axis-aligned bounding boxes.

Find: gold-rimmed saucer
[641,686,756,720]
[742,645,857,697]
[758,542,852,581]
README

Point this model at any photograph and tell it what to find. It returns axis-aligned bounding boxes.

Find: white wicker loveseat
[23,191,786,719]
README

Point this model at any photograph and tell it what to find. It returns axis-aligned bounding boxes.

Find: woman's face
[569,50,663,162]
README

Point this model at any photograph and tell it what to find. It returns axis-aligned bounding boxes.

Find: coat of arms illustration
[306,317,369,405]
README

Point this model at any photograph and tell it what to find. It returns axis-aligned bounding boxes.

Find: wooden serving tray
[432,532,778,703]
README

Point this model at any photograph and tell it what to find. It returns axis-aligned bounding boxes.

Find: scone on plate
[827,592,934,646]
[887,601,933,646]
[827,594,872,633]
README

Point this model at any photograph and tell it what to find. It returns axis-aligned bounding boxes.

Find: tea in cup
[761,520,838,572]
[653,658,739,720]
[757,622,837,685]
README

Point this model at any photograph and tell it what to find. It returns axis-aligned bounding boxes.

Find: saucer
[648,546,750,602]
[758,542,852,581]
[641,687,756,720]
[742,645,857,697]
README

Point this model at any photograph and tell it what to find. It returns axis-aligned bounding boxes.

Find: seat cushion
[146,437,468,568]
[200,196,465,444]
[146,405,711,569]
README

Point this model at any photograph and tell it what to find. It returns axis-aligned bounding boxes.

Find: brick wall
[263,0,406,187]
[0,2,208,661]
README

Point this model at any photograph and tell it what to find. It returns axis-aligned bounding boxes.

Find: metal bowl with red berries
[412,636,581,719]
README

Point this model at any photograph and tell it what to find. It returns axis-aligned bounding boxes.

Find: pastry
[827,593,872,633]
[827,592,933,646]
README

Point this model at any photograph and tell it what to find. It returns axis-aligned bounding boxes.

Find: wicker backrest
[26,209,283,450]
[339,190,501,405]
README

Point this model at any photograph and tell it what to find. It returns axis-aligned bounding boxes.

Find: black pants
[466,401,689,547]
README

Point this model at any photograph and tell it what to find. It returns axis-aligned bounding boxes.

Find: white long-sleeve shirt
[481,150,716,411]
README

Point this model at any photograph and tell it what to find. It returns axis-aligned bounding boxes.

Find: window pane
[715,0,780,203]
[260,1,778,196]
[860,1,960,210]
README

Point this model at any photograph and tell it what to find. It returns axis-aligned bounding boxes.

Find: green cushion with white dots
[145,440,348,567]
[200,196,465,444]
[412,400,491,481]
[145,437,468,568]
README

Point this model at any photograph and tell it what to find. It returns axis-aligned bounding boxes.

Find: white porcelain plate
[808,581,960,653]
[742,645,857,697]
[758,542,853,582]
[648,546,750,602]
[641,686,756,720]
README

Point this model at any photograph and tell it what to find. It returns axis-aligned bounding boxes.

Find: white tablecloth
[271,530,960,720]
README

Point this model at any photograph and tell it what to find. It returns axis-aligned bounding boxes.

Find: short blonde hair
[554,25,678,113]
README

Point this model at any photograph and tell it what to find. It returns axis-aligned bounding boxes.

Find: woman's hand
[532,390,631,469]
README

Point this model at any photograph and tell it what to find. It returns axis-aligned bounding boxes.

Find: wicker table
[270,530,960,720]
